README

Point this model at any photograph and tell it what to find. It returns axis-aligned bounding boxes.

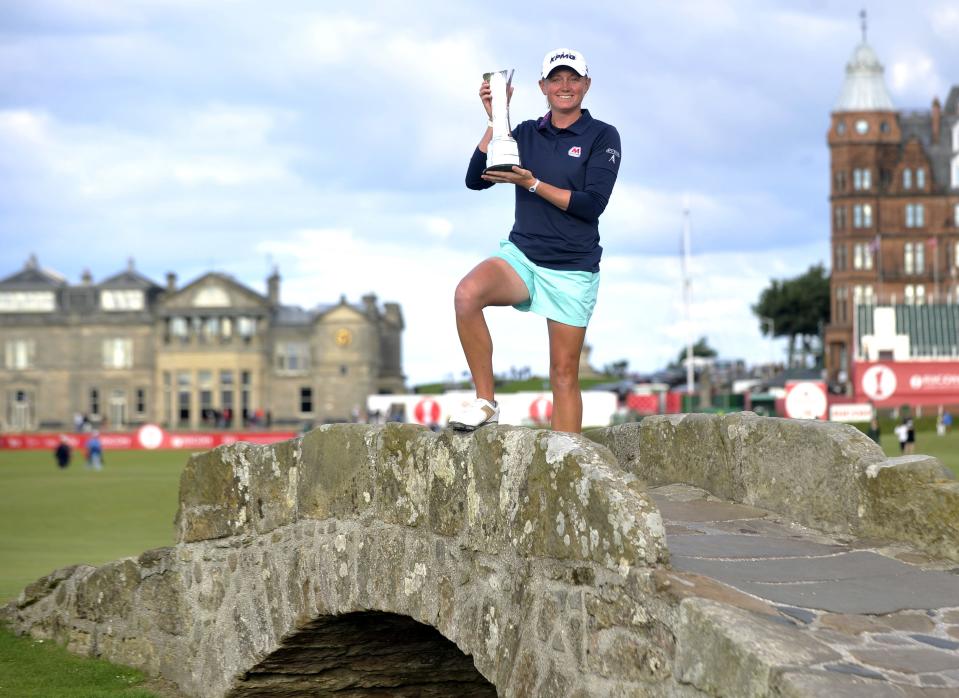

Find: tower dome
[834,20,895,112]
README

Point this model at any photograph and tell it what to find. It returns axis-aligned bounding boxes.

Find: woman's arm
[482,124,621,220]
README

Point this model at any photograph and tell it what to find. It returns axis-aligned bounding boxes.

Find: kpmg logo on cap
[550,51,577,64]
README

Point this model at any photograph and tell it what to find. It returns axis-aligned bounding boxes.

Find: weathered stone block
[299,424,375,521]
[859,456,959,561]
[175,446,251,543]
[16,564,85,609]
[76,559,141,622]
[675,597,840,697]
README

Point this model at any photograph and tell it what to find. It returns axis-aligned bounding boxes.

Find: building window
[237,317,257,339]
[904,284,926,305]
[102,338,133,369]
[170,317,189,341]
[852,243,873,270]
[89,388,100,416]
[198,370,214,422]
[135,388,146,415]
[340,365,348,376]
[834,205,847,230]
[276,342,311,372]
[853,285,874,307]
[4,339,35,369]
[916,168,926,189]
[0,291,56,313]
[835,170,846,192]
[852,168,871,191]
[834,244,847,271]
[202,317,220,343]
[853,204,872,228]
[905,203,925,228]
[954,203,959,227]
[953,155,959,188]
[100,289,144,311]
[904,242,925,275]
[299,387,313,414]
[177,371,191,424]
[835,286,848,323]
[903,168,912,189]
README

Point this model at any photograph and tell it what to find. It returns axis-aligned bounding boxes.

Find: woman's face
[539,67,590,112]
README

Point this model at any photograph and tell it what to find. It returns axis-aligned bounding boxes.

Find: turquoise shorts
[494,240,599,328]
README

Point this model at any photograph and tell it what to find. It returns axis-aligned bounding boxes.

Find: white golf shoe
[447,398,499,431]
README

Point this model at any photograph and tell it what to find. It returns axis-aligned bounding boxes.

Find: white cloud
[254,227,816,384]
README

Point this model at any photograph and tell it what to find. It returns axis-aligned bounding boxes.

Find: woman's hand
[481,166,535,189]
[479,80,514,120]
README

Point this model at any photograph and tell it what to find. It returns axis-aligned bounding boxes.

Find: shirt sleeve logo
[606,147,620,164]
[568,146,582,157]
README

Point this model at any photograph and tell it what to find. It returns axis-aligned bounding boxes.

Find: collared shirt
[465,109,621,272]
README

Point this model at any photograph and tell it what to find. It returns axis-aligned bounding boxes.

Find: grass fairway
[0,626,157,697]
[878,428,959,479]
[0,449,191,603]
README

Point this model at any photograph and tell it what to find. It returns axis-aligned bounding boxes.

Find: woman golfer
[449,48,621,433]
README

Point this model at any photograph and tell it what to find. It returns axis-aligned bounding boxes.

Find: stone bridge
[3,414,959,697]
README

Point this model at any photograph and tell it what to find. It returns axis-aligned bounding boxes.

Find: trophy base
[483,163,520,173]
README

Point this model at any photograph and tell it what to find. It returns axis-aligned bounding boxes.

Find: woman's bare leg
[547,318,587,433]
[454,258,530,401]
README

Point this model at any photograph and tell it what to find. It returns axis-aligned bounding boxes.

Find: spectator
[905,416,915,454]
[894,420,908,455]
[866,417,880,444]
[86,431,104,471]
[54,435,71,469]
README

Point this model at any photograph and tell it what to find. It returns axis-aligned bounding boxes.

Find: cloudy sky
[2,1,959,385]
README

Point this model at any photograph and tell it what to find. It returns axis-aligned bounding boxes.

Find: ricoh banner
[367,391,619,428]
[853,361,959,407]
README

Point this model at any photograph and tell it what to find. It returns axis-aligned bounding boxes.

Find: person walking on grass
[54,435,71,469]
[86,431,104,471]
[449,48,621,434]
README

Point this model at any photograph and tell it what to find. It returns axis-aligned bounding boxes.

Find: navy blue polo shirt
[465,109,621,272]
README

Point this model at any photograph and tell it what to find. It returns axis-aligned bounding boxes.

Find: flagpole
[682,199,694,395]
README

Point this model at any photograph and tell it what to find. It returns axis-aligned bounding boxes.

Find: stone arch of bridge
[172,424,668,696]
[225,610,496,697]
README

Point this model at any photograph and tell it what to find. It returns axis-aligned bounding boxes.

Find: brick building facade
[825,29,959,387]
[0,256,404,431]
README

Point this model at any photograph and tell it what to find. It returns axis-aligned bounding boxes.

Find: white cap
[541,48,588,79]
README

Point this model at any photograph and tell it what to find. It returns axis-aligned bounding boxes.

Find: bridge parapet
[587,412,959,561]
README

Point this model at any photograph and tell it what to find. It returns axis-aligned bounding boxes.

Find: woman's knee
[550,361,579,391]
[454,277,482,315]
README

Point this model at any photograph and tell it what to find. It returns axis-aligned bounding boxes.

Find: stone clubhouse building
[0,256,404,432]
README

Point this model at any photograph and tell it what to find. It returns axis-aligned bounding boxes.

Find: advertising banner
[828,403,874,423]
[0,426,297,450]
[367,391,618,428]
[783,381,828,420]
[853,361,959,407]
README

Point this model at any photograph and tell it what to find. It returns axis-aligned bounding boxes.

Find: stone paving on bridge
[651,483,959,696]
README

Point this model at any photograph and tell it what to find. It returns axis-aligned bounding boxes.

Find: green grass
[0,449,189,603]
[0,626,157,697]
[877,428,959,478]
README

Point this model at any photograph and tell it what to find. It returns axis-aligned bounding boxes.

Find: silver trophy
[484,69,521,173]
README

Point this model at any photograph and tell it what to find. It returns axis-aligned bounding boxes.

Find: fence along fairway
[0,448,191,602]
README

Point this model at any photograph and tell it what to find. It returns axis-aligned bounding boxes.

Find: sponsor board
[784,381,828,420]
[853,361,959,406]
[367,391,618,428]
[0,426,297,450]
[828,403,874,423]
